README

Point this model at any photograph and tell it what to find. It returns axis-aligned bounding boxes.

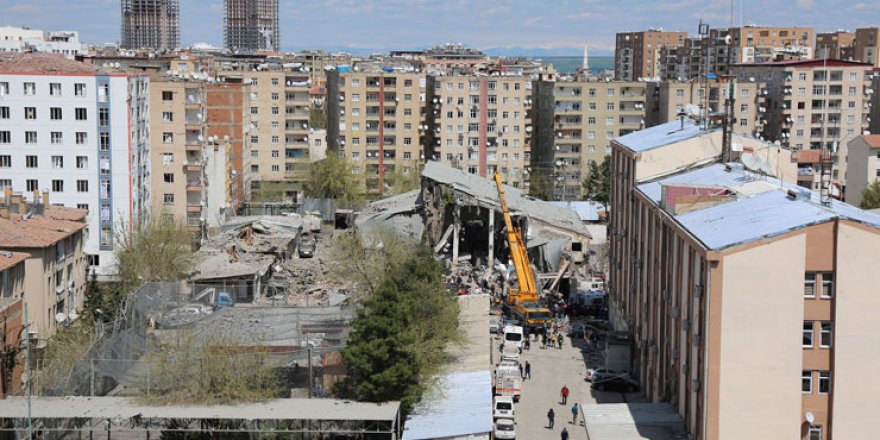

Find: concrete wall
[844,136,874,207]
[717,234,804,440]
[831,222,880,438]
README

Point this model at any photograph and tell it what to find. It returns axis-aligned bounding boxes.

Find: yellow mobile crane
[494,171,553,331]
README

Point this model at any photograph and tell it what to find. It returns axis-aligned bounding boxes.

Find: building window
[162,153,174,165]
[675,89,684,97]
[271,165,280,172]
[820,273,834,298]
[25,131,37,144]
[0,179,10,190]
[100,133,110,150]
[163,173,174,183]
[0,131,9,144]
[26,156,38,168]
[75,108,87,120]
[24,107,36,120]
[77,180,88,192]
[251,165,259,173]
[809,426,822,440]
[52,156,63,169]
[820,322,833,348]
[162,91,174,101]
[0,106,8,119]
[162,111,174,122]
[51,132,63,144]
[23,82,35,95]
[77,204,89,211]
[163,133,174,143]
[0,155,9,168]
[802,371,812,393]
[818,372,831,394]
[26,179,38,191]
[52,180,64,192]
[77,156,88,169]
[804,272,816,297]
[50,107,62,120]
[271,150,279,158]
[163,193,174,204]
[75,83,86,96]
[803,321,814,347]
[271,93,279,100]
[98,108,109,126]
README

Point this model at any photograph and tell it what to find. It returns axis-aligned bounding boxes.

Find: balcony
[183,162,203,172]
[186,180,203,191]
[186,204,202,213]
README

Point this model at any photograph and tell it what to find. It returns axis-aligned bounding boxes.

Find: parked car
[493,396,515,420]
[591,374,639,392]
[493,418,516,440]
[489,316,501,334]
[298,236,316,258]
[585,367,621,382]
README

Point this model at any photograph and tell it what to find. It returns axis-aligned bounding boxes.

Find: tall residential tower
[224,0,281,52]
[121,0,180,51]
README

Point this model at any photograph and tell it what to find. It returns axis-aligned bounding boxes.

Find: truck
[494,363,522,402]
[298,236,316,258]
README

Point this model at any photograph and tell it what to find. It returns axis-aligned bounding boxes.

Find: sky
[1,0,879,55]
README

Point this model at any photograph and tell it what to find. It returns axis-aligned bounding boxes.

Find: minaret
[582,44,590,71]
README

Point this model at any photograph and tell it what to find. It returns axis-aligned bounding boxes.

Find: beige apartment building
[844,135,880,207]
[0,250,26,398]
[646,79,763,137]
[327,70,428,195]
[531,79,645,199]
[816,31,855,60]
[0,194,87,340]
[853,27,880,67]
[431,75,532,189]
[609,119,880,440]
[149,75,208,239]
[615,30,688,81]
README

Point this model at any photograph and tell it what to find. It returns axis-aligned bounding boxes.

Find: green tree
[303,154,363,203]
[114,216,194,289]
[859,180,880,210]
[528,172,555,200]
[384,162,422,196]
[583,155,611,211]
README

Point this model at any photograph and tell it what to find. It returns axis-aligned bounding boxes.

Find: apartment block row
[608,119,880,440]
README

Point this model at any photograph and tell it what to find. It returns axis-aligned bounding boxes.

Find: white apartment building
[0,53,150,279]
[0,26,88,58]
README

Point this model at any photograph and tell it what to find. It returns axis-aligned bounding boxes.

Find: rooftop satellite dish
[685,103,701,118]
[55,313,67,324]
[805,412,815,424]
[741,153,761,171]
[759,160,774,175]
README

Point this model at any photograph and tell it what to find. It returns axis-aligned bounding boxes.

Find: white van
[493,396,515,420]
[503,325,525,350]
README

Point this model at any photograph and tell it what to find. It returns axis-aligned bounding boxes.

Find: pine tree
[859,180,880,210]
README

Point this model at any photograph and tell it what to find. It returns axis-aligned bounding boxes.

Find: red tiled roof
[0,251,29,272]
[0,52,114,75]
[0,207,87,249]
[44,206,88,222]
[860,134,880,149]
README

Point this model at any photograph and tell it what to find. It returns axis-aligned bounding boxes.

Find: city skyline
[1,0,879,54]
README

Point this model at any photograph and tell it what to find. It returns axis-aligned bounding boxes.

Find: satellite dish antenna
[55,313,67,324]
[805,412,815,425]
[759,160,774,175]
[741,153,761,171]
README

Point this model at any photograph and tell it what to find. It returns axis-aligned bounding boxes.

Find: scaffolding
[121,0,180,51]
[224,0,280,51]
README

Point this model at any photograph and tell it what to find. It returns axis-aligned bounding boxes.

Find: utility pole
[24,303,33,440]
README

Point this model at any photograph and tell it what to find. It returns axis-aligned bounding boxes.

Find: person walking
[558,332,565,349]
[524,361,531,379]
[560,385,569,404]
[542,333,548,349]
[561,427,569,440]
[525,337,531,350]
[571,403,579,424]
[547,408,555,429]
[519,363,525,380]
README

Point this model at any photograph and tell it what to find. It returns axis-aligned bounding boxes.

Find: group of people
[546,386,580,439]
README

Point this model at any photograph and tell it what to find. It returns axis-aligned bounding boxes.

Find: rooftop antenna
[818,54,833,207]
[698,20,711,131]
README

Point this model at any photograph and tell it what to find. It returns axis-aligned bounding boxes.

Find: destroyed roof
[190,252,275,281]
[421,162,590,237]
[613,118,713,153]
[355,190,423,239]
[636,163,880,251]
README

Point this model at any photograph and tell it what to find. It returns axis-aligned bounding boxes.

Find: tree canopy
[303,154,363,203]
[583,155,611,211]
[859,180,880,210]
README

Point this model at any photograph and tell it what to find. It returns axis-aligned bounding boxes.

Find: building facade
[816,31,855,61]
[0,251,26,398]
[844,135,880,207]
[0,53,151,278]
[609,119,880,440]
[224,0,280,52]
[615,30,688,81]
[0,26,88,58]
[645,79,763,138]
[853,28,880,67]
[207,78,250,212]
[120,0,180,51]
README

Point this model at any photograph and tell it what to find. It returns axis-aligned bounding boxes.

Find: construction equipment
[493,171,553,331]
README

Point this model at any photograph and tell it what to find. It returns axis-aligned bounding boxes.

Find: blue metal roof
[402,370,493,440]
[636,163,880,251]
[550,201,606,222]
[614,119,713,153]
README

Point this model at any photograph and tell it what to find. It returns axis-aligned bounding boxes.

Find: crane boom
[494,171,538,300]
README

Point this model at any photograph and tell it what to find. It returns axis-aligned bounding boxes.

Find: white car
[489,316,502,334]
[585,367,623,382]
[493,396,515,420]
[494,418,516,439]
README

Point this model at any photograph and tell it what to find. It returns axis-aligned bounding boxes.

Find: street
[495,326,644,439]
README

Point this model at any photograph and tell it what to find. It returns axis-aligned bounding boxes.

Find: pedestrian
[571,403,579,424]
[547,408,555,429]
[525,338,531,350]
[524,361,531,379]
[558,333,565,349]
[561,427,569,440]
[519,363,524,379]
[561,385,569,404]
[542,333,548,348]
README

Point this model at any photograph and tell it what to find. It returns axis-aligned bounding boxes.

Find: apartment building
[645,79,763,137]
[853,28,880,67]
[531,79,646,199]
[207,78,250,212]
[816,31,855,60]
[734,59,872,152]
[0,53,150,279]
[327,70,428,194]
[609,119,879,440]
[120,0,180,51]
[149,75,209,239]
[844,135,880,207]
[0,198,87,340]
[224,0,280,52]
[0,26,88,58]
[0,251,26,398]
[615,30,688,81]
